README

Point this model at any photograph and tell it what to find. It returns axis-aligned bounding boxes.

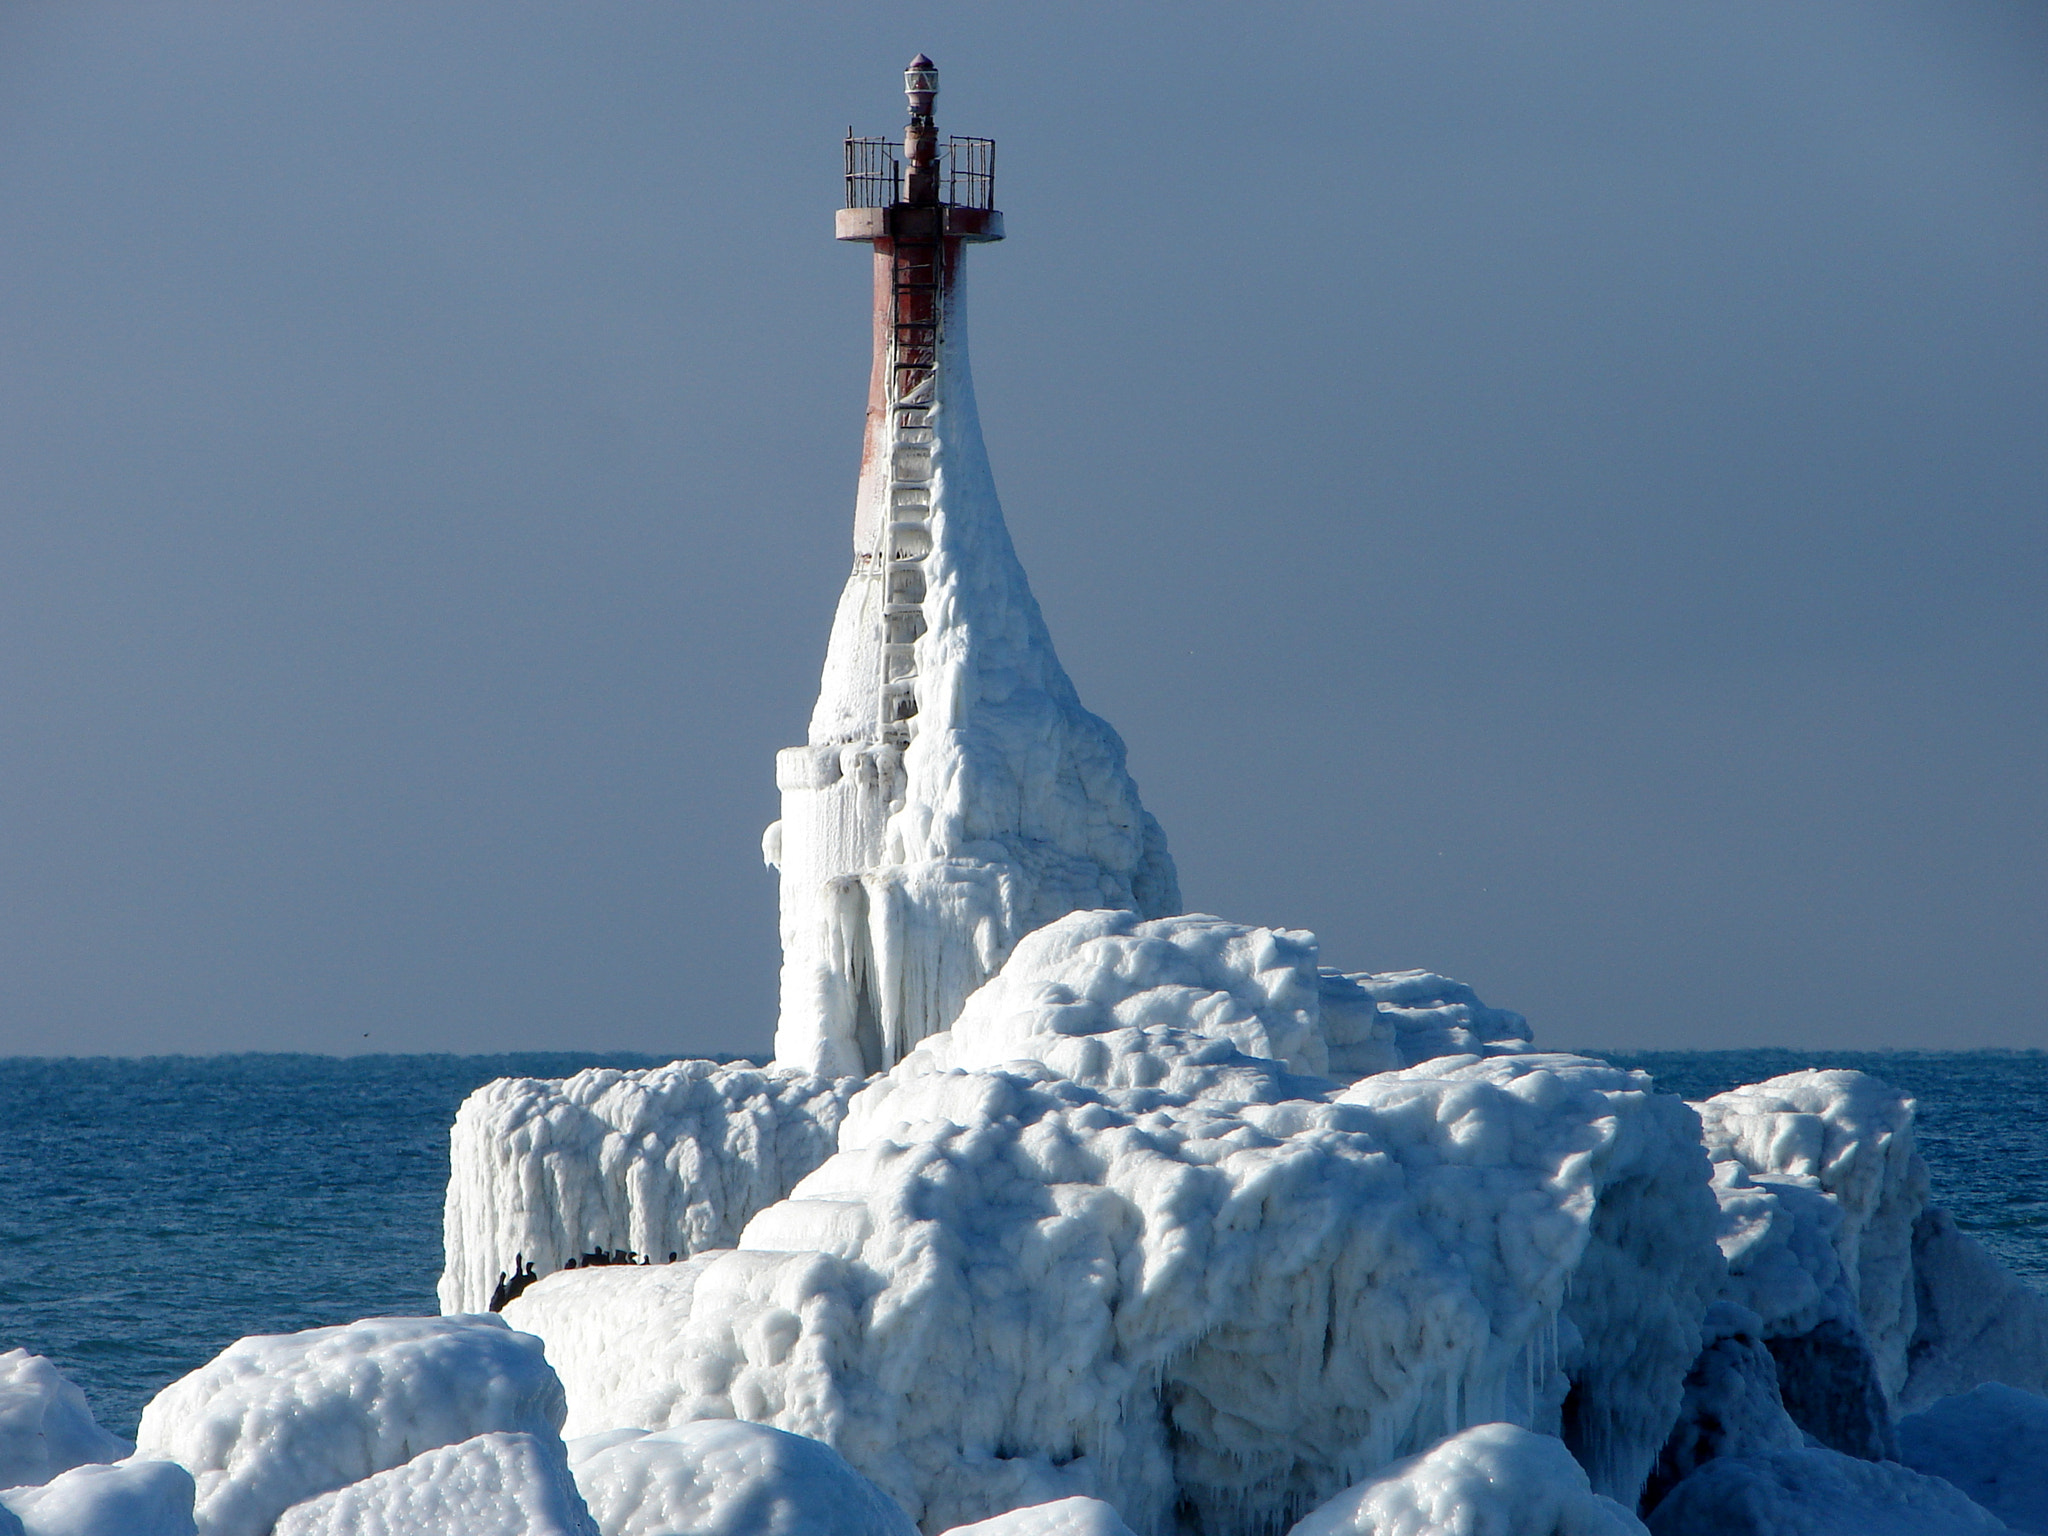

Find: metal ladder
[878,237,942,749]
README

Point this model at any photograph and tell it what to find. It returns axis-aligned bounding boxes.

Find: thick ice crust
[1285,1424,1647,1536]
[901,910,1534,1096]
[132,1315,566,1536]
[1903,1207,2048,1412]
[273,1431,595,1536]
[1694,1071,1928,1400]
[567,1420,917,1536]
[0,1352,131,1491]
[0,1458,196,1536]
[439,1059,862,1314]
[1644,1445,2008,1536]
[509,1052,1720,1534]
[1643,1304,1804,1514]
[770,268,1179,1075]
[938,1497,1138,1536]
[1897,1383,2048,1536]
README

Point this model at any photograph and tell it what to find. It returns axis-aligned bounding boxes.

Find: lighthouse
[764,58,1180,1077]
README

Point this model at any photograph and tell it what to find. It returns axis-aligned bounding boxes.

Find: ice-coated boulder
[1694,1070,1928,1400]
[938,1498,1138,1536]
[133,1314,566,1536]
[1645,1445,2008,1535]
[1283,1423,1647,1536]
[509,1051,1721,1534]
[567,1420,916,1536]
[1902,1207,2048,1412]
[900,911,1534,1093]
[1897,1383,2048,1535]
[930,910,1331,1079]
[0,1458,196,1536]
[0,1353,129,1490]
[272,1431,594,1536]
[1642,1303,1804,1512]
[440,1059,863,1314]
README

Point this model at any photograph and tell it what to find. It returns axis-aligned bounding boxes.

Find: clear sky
[0,2,2041,1056]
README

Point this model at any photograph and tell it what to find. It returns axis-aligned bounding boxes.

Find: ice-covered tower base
[764,59,1178,1077]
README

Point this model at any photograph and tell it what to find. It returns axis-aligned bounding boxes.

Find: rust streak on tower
[836,55,1002,748]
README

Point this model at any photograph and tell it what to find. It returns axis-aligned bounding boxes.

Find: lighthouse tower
[764,58,1180,1077]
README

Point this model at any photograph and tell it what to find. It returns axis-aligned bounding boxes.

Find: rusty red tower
[835,54,1003,749]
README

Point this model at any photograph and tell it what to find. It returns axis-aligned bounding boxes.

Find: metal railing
[944,137,995,210]
[844,135,901,209]
[843,135,996,210]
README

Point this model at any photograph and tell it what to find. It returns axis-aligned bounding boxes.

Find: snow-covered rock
[1902,1207,2048,1411]
[1283,1423,1647,1536]
[1694,1070,1928,1401]
[133,1315,566,1536]
[939,1497,1138,1536]
[1897,1383,2048,1535]
[272,1431,594,1536]
[0,1458,195,1536]
[1645,1445,2008,1535]
[1642,1303,1804,1512]
[509,1051,1721,1534]
[768,256,1179,1077]
[0,1353,129,1491]
[567,1420,916,1536]
[439,1060,862,1313]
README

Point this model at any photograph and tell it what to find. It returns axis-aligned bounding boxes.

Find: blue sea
[2,1049,2042,1439]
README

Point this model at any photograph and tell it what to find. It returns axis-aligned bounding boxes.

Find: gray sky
[0,2,2041,1056]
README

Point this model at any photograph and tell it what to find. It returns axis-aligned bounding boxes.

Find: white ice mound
[938,1497,1138,1536]
[133,1314,566,1536]
[0,1353,130,1490]
[1897,1383,2048,1535]
[439,1059,862,1314]
[904,909,1533,1093]
[567,1420,916,1536]
[1285,1423,1648,1536]
[273,1431,595,1536]
[0,1459,195,1536]
[1903,1207,2048,1412]
[1694,1070,1928,1401]
[508,1052,1721,1534]
[1644,1445,2008,1535]
[925,909,1328,1078]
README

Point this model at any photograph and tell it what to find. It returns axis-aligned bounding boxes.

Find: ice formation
[439,1060,863,1314]
[1641,1303,1804,1513]
[503,1046,1721,1534]
[1902,1205,2048,1411]
[1282,1423,1648,1536]
[939,1498,1139,1536]
[1694,1071,1928,1400]
[272,1432,595,1536]
[0,1458,197,1536]
[765,183,1178,1079]
[0,1352,130,1490]
[132,1315,566,1536]
[1897,1383,2048,1535]
[567,1420,918,1536]
[1642,1444,2008,1535]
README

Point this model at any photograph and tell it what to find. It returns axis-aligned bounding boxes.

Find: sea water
[1,1049,2042,1438]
